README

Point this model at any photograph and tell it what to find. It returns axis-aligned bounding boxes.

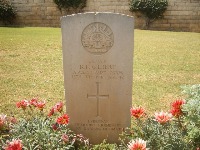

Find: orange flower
[127,138,148,150]
[56,114,69,125]
[130,106,145,118]
[3,139,23,150]
[36,101,46,110]
[154,111,172,124]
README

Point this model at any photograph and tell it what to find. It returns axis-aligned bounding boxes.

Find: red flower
[48,108,55,117]
[36,101,46,110]
[29,98,38,107]
[170,99,185,117]
[154,111,172,124]
[127,138,148,150]
[48,102,64,117]
[56,114,69,125]
[61,134,69,143]
[130,106,145,118]
[10,117,17,124]
[16,100,29,110]
[171,99,185,109]
[0,114,7,129]
[3,139,23,150]
[52,123,59,130]
[54,102,63,112]
[170,108,182,117]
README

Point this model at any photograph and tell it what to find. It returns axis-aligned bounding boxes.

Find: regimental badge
[81,22,114,55]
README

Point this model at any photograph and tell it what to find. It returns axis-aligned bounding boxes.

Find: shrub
[129,0,168,28]
[181,84,200,100]
[120,114,188,149]
[8,117,90,149]
[1,99,89,149]
[120,84,200,150]
[91,140,118,150]
[1,84,200,149]
[0,0,16,24]
[53,0,86,13]
[182,84,200,148]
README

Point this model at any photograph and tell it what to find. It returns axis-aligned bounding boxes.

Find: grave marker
[61,12,134,144]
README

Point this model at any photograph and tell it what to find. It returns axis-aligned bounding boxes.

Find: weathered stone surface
[11,0,28,4]
[61,12,134,144]
[34,0,44,3]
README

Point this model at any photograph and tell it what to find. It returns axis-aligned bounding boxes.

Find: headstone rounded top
[61,12,134,19]
[81,22,114,55]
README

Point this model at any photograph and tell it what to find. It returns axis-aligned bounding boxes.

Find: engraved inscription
[81,22,114,54]
[87,82,109,117]
[72,59,125,80]
[74,123,122,131]
[74,119,123,131]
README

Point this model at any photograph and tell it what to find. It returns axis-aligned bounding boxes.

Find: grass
[0,27,200,116]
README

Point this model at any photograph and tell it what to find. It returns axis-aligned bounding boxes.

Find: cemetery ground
[0,27,199,116]
[0,27,200,149]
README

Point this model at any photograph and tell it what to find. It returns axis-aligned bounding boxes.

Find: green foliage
[130,0,168,28]
[0,0,16,24]
[120,84,200,149]
[120,118,189,150]
[1,85,200,149]
[182,84,200,148]
[91,140,118,150]
[0,100,89,149]
[0,115,15,143]
[181,84,200,100]
[183,99,200,148]
[53,0,86,12]
[10,117,74,149]
[1,116,89,149]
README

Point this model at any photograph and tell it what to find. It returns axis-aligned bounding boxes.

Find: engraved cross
[87,82,109,117]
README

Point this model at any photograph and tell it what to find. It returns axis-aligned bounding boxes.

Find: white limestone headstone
[61,12,134,144]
